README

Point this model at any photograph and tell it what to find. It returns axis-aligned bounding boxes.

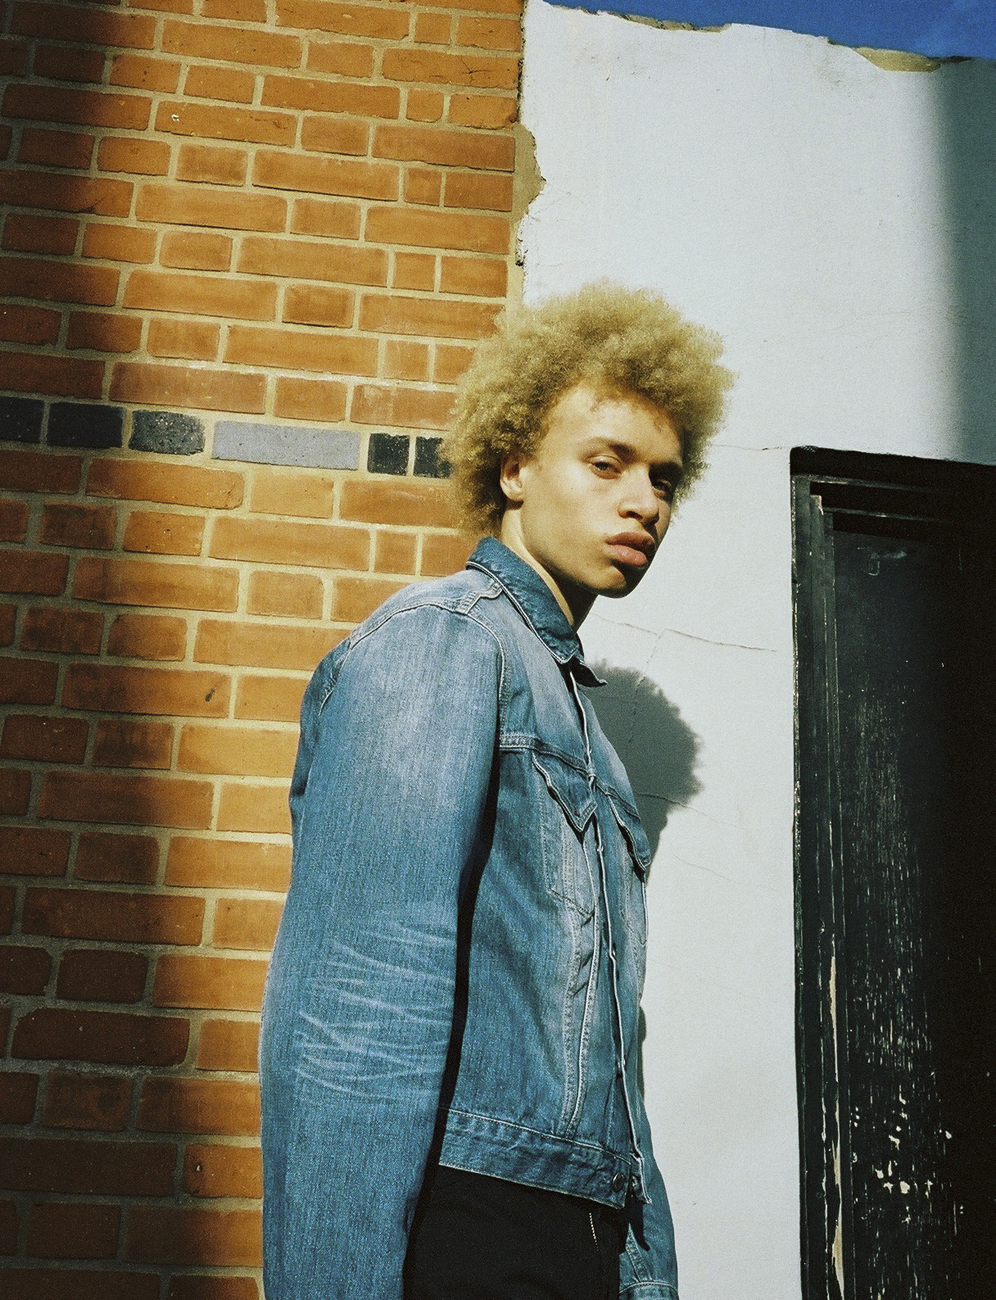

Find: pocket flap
[530,751,596,835]
[607,792,652,879]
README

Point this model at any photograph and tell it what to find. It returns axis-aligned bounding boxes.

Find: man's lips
[606,532,656,567]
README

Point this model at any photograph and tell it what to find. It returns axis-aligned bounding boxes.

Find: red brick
[82,221,158,264]
[217,783,290,835]
[64,663,230,717]
[331,575,407,623]
[147,319,221,361]
[0,350,104,399]
[404,167,442,206]
[184,63,256,104]
[236,235,385,287]
[32,45,102,84]
[109,361,266,414]
[0,1136,175,1194]
[421,531,474,576]
[299,114,368,157]
[212,898,282,951]
[263,74,398,119]
[178,723,295,777]
[373,122,514,170]
[137,1075,261,1134]
[1,713,88,763]
[365,207,510,255]
[108,612,187,661]
[56,948,149,1003]
[166,836,290,892]
[248,467,335,518]
[290,197,361,239]
[0,885,11,929]
[447,92,517,129]
[0,944,52,994]
[0,1071,39,1123]
[384,338,430,380]
[43,1070,131,1131]
[392,252,436,292]
[0,169,126,217]
[0,448,81,494]
[0,1197,16,1253]
[458,15,522,49]
[184,1143,262,1198]
[273,374,348,422]
[196,1018,260,1072]
[444,171,513,212]
[2,84,151,131]
[374,528,418,574]
[408,89,445,123]
[74,555,239,612]
[0,603,15,645]
[225,325,377,376]
[11,1008,189,1067]
[341,478,455,527]
[0,36,29,77]
[429,0,521,12]
[204,0,267,17]
[123,510,205,556]
[275,0,409,39]
[124,268,277,321]
[74,830,159,884]
[351,382,455,431]
[18,126,93,170]
[20,607,104,654]
[111,52,181,93]
[0,499,28,542]
[164,18,299,65]
[253,149,397,200]
[0,658,58,706]
[125,1205,262,1266]
[13,3,157,49]
[210,515,368,569]
[0,302,60,345]
[177,143,248,186]
[160,231,233,271]
[0,1270,159,1300]
[306,37,373,76]
[25,886,201,944]
[88,459,243,509]
[246,569,323,618]
[0,550,67,596]
[194,617,342,670]
[98,135,171,175]
[435,341,475,382]
[0,826,71,878]
[40,501,115,551]
[92,718,174,769]
[415,11,451,42]
[137,180,286,232]
[0,254,118,305]
[233,673,308,723]
[27,1201,120,1260]
[38,770,215,830]
[3,212,78,255]
[66,310,143,352]
[154,100,295,147]
[383,47,517,88]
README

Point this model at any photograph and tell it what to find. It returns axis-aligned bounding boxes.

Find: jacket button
[611,1171,627,1193]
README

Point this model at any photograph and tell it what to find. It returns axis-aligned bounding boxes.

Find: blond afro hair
[442,282,732,536]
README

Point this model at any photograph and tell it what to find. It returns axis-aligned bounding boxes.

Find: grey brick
[130,410,205,456]
[368,433,410,475]
[48,402,123,449]
[213,421,361,470]
[414,436,448,479]
[0,396,44,444]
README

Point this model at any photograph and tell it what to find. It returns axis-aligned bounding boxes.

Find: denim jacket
[260,537,678,1299]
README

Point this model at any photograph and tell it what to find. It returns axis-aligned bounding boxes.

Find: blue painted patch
[548,0,996,60]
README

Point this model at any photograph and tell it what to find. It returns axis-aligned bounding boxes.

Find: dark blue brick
[130,410,205,456]
[414,436,448,479]
[48,402,123,450]
[0,396,44,444]
[368,433,410,475]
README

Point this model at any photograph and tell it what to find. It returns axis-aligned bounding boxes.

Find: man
[259,283,730,1299]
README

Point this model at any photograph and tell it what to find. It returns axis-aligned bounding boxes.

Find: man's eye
[652,479,675,499]
[592,459,617,474]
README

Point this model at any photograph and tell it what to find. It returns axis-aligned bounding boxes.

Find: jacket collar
[466,537,604,687]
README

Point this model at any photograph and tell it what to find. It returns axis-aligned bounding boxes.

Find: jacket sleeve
[260,602,501,1300]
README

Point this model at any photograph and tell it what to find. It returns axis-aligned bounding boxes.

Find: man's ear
[499,451,526,506]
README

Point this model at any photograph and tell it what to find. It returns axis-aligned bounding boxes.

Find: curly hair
[442,282,733,536]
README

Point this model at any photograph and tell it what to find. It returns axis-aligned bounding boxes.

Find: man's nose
[621,472,661,526]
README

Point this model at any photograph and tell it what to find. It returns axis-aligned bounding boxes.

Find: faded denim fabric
[259,537,679,1300]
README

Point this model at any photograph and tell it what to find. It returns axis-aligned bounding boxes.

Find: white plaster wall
[519,11,996,1298]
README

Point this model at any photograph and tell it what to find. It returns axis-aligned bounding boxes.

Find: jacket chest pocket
[531,751,597,918]
[607,795,652,949]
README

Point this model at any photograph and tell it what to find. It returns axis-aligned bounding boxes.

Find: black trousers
[404,1165,625,1300]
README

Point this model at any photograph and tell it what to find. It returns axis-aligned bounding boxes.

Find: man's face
[498,384,684,627]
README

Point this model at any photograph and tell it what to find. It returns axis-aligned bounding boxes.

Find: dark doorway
[792,447,996,1300]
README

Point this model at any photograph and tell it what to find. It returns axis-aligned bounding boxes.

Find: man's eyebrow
[582,437,684,478]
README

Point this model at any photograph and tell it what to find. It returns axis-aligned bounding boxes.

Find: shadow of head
[587,664,702,862]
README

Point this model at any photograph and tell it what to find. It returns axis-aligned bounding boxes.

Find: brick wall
[0,0,526,1291]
